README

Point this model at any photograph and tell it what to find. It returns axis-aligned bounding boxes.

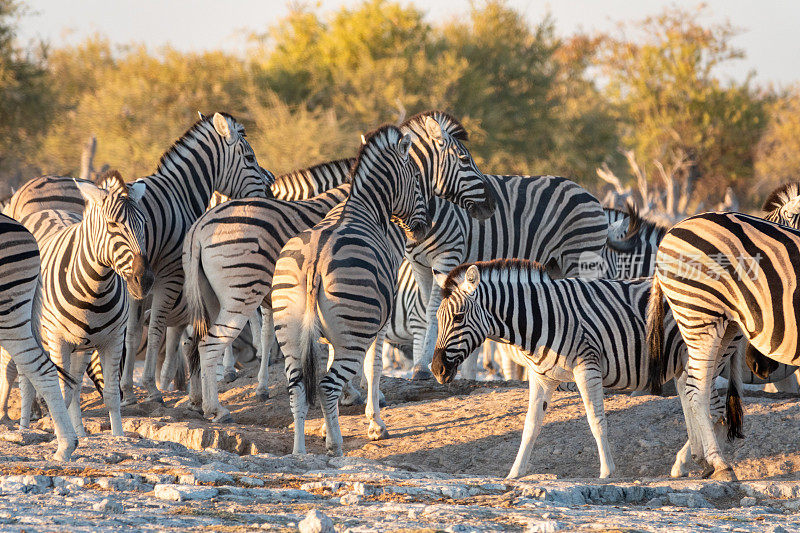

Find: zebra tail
[646,276,666,395]
[726,341,746,441]
[300,270,320,407]
[606,201,643,253]
[31,277,77,388]
[183,228,210,378]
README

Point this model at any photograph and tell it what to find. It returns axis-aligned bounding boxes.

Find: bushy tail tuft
[183,224,212,378]
[300,270,320,406]
[646,276,666,395]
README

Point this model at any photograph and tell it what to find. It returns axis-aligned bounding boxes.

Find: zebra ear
[198,111,207,121]
[398,134,412,160]
[433,269,448,288]
[127,181,147,204]
[212,112,234,144]
[74,179,108,207]
[782,195,800,217]
[423,116,444,145]
[463,265,480,294]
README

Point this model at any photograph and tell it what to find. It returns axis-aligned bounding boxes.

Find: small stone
[153,484,218,502]
[143,473,176,485]
[767,526,788,533]
[238,476,264,487]
[526,520,561,533]
[178,469,233,485]
[92,499,123,514]
[667,492,712,508]
[741,496,757,507]
[52,486,69,496]
[646,496,666,507]
[340,493,361,505]
[298,509,334,533]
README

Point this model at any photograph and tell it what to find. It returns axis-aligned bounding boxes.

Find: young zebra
[407,174,608,379]
[272,125,430,456]
[648,211,800,481]
[0,214,78,460]
[2,174,151,437]
[431,259,737,479]
[4,113,273,406]
[181,183,350,420]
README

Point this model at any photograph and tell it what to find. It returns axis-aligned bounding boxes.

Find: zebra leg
[413,285,443,380]
[573,363,615,478]
[255,307,272,401]
[98,343,124,437]
[199,311,251,422]
[221,345,236,383]
[684,324,738,481]
[460,348,479,380]
[319,353,359,457]
[158,326,182,391]
[507,372,557,479]
[0,350,18,423]
[121,298,144,406]
[67,351,91,438]
[140,296,170,404]
[2,336,77,461]
[364,330,389,441]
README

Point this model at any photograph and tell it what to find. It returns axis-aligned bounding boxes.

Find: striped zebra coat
[272,126,430,456]
[432,259,738,479]
[2,174,151,437]
[648,211,800,481]
[3,113,273,406]
[0,214,78,460]
[407,174,608,379]
[181,184,350,420]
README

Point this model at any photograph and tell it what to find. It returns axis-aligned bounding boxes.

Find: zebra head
[200,112,275,200]
[763,181,800,229]
[432,264,492,384]
[401,111,496,220]
[355,126,431,242]
[75,172,154,300]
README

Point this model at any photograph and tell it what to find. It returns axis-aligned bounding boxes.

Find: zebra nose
[131,254,154,298]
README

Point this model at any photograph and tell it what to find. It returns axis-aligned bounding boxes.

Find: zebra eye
[457,153,470,162]
[453,311,466,322]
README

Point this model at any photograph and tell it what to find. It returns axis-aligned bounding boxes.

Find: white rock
[298,509,334,533]
[238,476,264,487]
[340,493,361,505]
[153,484,219,501]
[740,496,757,507]
[178,469,233,485]
[92,499,123,514]
[527,520,561,532]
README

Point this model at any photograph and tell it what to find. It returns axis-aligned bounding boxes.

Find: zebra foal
[432,259,738,479]
[272,125,430,456]
[0,214,77,460]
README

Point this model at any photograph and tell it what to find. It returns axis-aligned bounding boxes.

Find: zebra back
[271,158,354,201]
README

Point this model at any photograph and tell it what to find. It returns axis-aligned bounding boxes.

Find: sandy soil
[5,361,797,483]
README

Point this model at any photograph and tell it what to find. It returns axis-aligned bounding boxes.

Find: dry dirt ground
[0,362,798,531]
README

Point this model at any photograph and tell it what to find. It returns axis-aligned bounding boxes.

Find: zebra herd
[0,109,797,483]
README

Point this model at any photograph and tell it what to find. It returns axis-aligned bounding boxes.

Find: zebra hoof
[379,396,387,408]
[368,424,389,441]
[223,370,237,383]
[700,465,715,479]
[53,439,78,462]
[411,366,434,381]
[120,394,138,407]
[710,466,737,482]
[212,411,233,423]
[325,447,343,457]
[144,393,164,404]
[255,389,270,401]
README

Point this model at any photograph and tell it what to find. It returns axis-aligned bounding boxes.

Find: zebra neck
[342,184,392,231]
[143,157,216,220]
[62,224,118,294]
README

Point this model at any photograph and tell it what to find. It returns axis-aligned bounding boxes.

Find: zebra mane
[155,112,239,176]
[280,158,356,184]
[762,181,800,213]
[404,110,468,141]
[441,259,548,299]
[349,124,402,179]
[93,169,126,194]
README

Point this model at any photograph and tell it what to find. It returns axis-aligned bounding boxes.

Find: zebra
[0,214,78,460]
[272,125,430,456]
[270,159,353,200]
[647,211,800,481]
[3,113,273,406]
[406,174,608,380]
[1,173,151,437]
[181,183,350,420]
[431,259,739,479]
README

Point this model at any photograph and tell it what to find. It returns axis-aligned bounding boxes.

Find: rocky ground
[0,363,798,532]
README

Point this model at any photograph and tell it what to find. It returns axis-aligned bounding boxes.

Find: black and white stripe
[0,214,78,460]
[648,211,800,480]
[272,125,430,456]
[432,259,737,479]
[3,113,273,406]
[2,173,151,437]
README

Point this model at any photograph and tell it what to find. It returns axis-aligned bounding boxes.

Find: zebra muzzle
[127,255,155,299]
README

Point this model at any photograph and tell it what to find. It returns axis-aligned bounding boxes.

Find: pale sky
[18,0,800,87]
